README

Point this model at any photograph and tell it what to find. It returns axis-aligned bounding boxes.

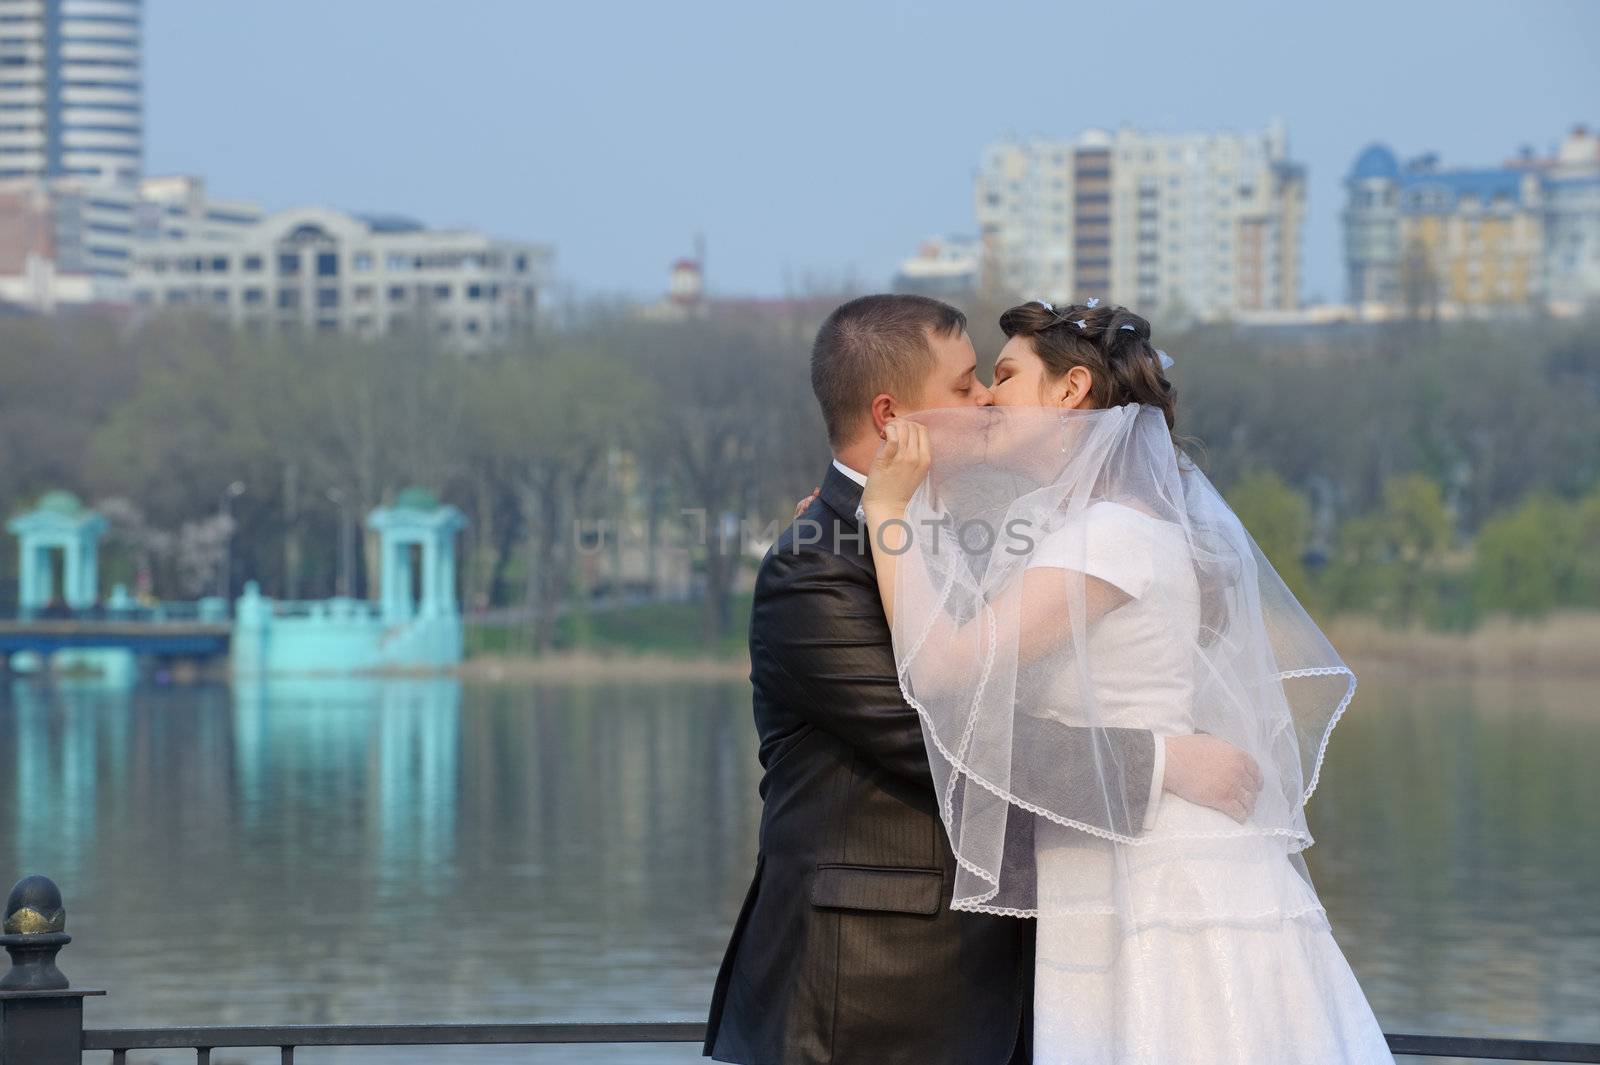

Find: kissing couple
[704,294,1394,1065]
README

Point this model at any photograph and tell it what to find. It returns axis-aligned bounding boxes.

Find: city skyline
[139,0,1600,305]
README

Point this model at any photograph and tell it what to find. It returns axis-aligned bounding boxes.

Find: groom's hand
[1161,735,1263,823]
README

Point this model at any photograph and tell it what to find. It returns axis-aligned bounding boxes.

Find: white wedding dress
[1028,502,1394,1065]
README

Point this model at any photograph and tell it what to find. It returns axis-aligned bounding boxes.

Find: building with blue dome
[1341,127,1600,315]
[1343,145,1404,306]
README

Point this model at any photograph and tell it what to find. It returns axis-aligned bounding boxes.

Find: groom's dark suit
[704,465,1159,1065]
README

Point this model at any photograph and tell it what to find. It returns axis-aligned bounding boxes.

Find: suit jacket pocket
[809,863,944,916]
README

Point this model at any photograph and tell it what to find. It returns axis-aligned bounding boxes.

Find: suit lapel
[818,464,864,528]
[815,465,874,572]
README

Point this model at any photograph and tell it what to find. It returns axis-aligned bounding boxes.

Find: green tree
[1226,470,1312,599]
[1474,495,1581,618]
[1381,474,1452,626]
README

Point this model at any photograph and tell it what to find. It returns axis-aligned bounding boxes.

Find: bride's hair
[997,301,1177,432]
[999,300,1236,643]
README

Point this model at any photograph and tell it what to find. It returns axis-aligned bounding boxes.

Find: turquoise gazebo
[7,491,106,614]
[367,487,468,624]
[232,486,467,675]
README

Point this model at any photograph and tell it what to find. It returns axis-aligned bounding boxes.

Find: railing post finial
[1,873,101,1065]
[1,874,70,991]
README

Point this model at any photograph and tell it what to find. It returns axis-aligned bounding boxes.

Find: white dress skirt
[1033,803,1394,1065]
[1027,503,1394,1065]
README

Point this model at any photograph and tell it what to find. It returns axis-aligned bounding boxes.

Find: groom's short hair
[811,294,967,447]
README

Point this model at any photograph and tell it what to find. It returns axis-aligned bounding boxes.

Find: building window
[432,284,451,301]
[466,283,482,300]
[352,252,373,271]
[514,254,529,273]
[465,318,481,334]
[316,252,338,277]
[388,285,407,302]
[352,285,373,304]
[317,287,339,309]
[316,319,338,332]
[211,256,228,273]
[243,288,264,305]
[243,255,263,272]
[278,288,300,309]
[211,289,228,305]
[278,252,300,276]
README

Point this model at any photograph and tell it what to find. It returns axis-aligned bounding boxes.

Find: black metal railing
[4,874,1598,1064]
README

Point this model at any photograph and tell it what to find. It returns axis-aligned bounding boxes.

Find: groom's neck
[832,440,875,482]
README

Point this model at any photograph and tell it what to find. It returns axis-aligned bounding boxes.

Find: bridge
[0,616,232,659]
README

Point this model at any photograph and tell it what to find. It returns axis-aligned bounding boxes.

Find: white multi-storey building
[0,0,142,184]
[975,124,1305,320]
[0,171,553,349]
[127,201,552,352]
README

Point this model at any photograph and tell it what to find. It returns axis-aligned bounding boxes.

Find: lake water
[1,671,1596,1064]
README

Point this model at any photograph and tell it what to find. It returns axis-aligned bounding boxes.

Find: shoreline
[459,611,1600,684]
[459,651,750,683]
[1324,610,1600,678]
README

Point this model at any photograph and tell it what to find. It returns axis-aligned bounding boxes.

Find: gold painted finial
[3,875,66,935]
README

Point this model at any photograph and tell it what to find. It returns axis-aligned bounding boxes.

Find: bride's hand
[793,486,820,519]
[1161,734,1263,824]
[861,419,930,521]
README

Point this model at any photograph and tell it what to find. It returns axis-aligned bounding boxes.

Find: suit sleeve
[751,547,934,786]
[752,546,1158,832]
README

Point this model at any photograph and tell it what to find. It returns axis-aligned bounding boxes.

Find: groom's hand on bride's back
[1161,735,1263,823]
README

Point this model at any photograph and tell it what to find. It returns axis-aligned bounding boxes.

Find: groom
[703,294,1262,1065]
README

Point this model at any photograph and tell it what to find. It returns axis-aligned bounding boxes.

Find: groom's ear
[868,393,897,440]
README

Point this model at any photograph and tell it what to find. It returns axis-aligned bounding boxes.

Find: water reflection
[1305,673,1600,1047]
[231,677,462,872]
[0,672,1596,1064]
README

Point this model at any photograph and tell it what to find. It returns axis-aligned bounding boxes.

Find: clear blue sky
[145,0,1600,304]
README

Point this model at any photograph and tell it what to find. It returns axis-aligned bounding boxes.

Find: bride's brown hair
[997,301,1177,432]
[1001,301,1236,641]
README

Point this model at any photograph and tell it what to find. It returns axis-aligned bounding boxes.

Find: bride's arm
[861,420,1128,666]
[863,419,1262,826]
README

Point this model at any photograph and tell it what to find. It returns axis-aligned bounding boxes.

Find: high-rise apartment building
[0,0,142,184]
[975,123,1304,319]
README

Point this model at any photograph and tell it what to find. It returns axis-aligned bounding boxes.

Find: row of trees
[0,304,828,646]
[1232,469,1600,628]
[1,299,1597,645]
[1168,311,1600,628]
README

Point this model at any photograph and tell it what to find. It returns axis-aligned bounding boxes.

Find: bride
[858,299,1395,1064]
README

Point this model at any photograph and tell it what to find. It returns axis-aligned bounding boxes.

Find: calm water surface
[1,672,1596,1063]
